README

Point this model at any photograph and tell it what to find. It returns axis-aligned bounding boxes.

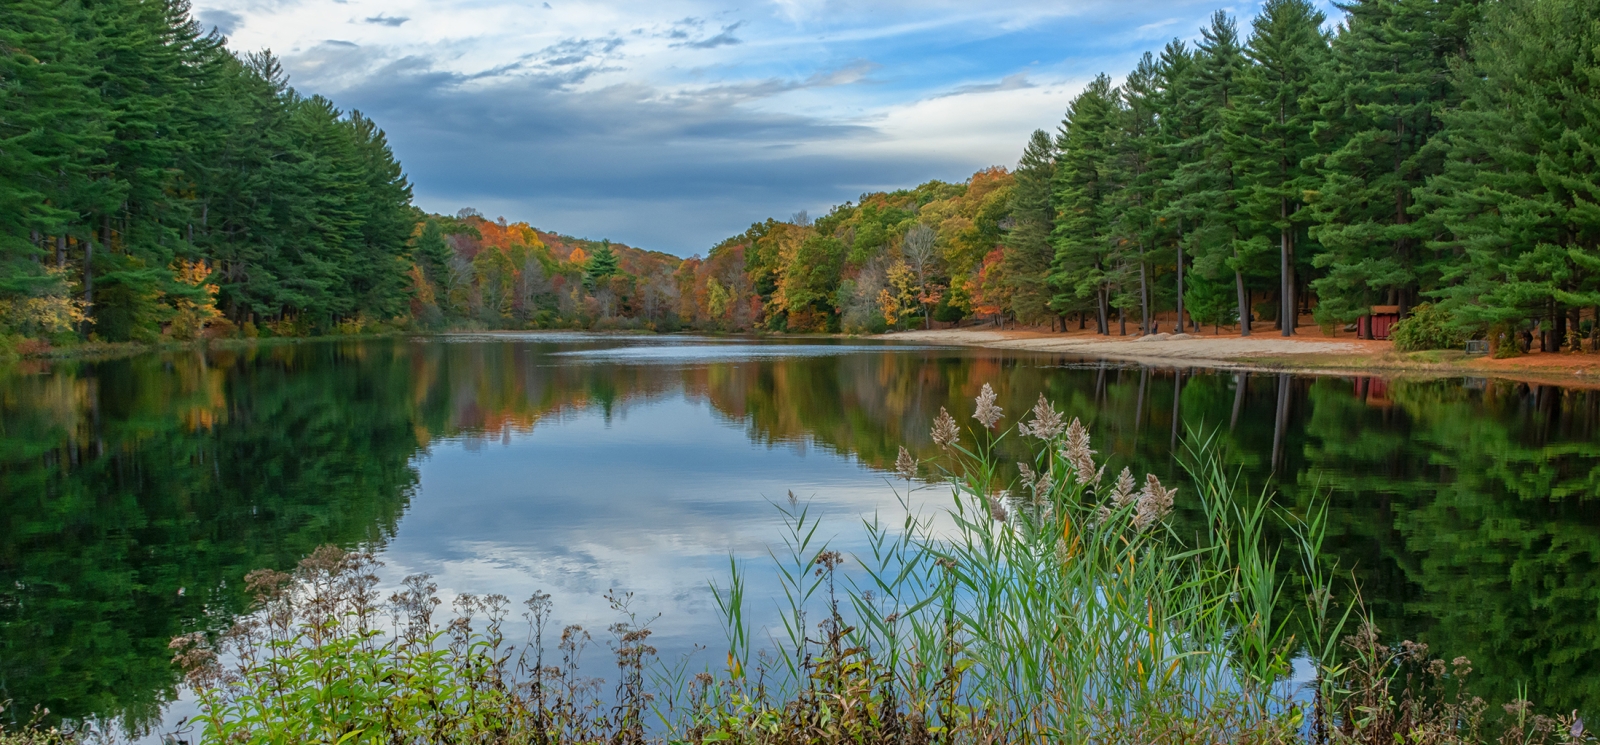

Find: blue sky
[196,0,1334,256]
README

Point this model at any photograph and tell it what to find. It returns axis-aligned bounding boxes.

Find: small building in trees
[1360,306,1401,340]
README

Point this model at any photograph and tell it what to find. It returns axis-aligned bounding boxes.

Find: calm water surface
[2,333,1598,730]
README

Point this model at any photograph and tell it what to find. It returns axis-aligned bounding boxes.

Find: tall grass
[689,387,1329,743]
[23,382,1584,744]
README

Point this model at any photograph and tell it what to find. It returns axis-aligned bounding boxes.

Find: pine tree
[1049,75,1122,334]
[1171,12,1260,335]
[1307,0,1483,327]
[1422,0,1600,342]
[1003,130,1057,325]
[0,0,106,299]
[1236,0,1329,336]
[586,240,620,287]
[1113,53,1163,334]
[1152,40,1203,333]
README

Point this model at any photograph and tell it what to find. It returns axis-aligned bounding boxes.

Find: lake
[2,333,1597,732]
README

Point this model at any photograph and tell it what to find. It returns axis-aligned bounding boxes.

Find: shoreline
[13,326,1600,389]
[873,326,1600,389]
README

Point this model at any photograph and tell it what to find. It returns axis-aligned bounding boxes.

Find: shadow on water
[2,335,1598,728]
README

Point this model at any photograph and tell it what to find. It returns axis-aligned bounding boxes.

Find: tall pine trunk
[83,231,94,317]
[1280,213,1294,337]
[1235,268,1250,337]
[1097,288,1109,335]
[1139,243,1150,335]
[1175,228,1186,333]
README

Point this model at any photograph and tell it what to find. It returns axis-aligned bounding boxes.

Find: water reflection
[2,335,1597,729]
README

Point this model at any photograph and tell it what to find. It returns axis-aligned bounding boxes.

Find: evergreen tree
[1152,40,1202,333]
[1170,12,1261,335]
[1049,75,1122,334]
[0,0,108,324]
[0,2,417,342]
[1236,0,1330,336]
[1421,0,1600,343]
[1113,53,1163,334]
[1003,130,1058,325]
[1307,0,1482,327]
[586,240,620,287]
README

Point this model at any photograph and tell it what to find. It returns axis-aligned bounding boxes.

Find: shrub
[1390,303,1466,351]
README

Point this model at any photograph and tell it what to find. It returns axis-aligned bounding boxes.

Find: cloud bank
[196,0,1320,255]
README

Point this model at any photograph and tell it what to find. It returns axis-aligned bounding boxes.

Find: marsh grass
[8,383,1588,744]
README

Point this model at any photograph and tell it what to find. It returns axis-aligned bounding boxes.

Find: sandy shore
[873,327,1600,385]
[879,328,1377,362]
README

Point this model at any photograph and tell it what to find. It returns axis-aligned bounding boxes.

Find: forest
[1,0,414,347]
[4,0,1599,350]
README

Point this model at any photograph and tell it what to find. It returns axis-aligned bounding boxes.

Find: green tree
[1171,12,1261,335]
[1050,74,1122,334]
[1307,0,1483,327]
[1236,0,1329,336]
[586,240,620,288]
[1113,54,1163,334]
[1003,130,1057,325]
[1421,0,1600,344]
[1152,40,1203,333]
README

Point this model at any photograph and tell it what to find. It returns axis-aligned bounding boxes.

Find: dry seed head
[895,447,917,480]
[1111,467,1137,509]
[1133,473,1176,531]
[972,383,1003,430]
[1021,394,1065,440]
[987,496,1009,523]
[1058,418,1099,485]
[1017,462,1037,489]
[932,407,960,449]
[1032,470,1054,501]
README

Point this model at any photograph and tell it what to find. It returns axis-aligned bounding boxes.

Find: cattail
[1134,473,1176,531]
[972,383,1003,430]
[895,446,917,481]
[1059,418,1100,485]
[1020,393,1065,440]
[932,407,960,449]
[1111,467,1137,509]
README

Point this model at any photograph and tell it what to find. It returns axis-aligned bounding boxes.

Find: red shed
[1360,305,1401,340]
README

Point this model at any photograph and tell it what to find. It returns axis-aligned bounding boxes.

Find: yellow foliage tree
[877,260,919,328]
[168,260,222,340]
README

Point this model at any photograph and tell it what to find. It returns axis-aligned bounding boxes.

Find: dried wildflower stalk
[1059,418,1101,486]
[1134,473,1176,531]
[972,383,1003,430]
[1020,394,1065,440]
[895,446,917,481]
[932,407,960,449]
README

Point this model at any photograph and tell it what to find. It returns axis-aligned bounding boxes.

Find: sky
[194,0,1330,256]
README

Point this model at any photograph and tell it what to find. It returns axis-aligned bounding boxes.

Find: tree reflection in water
[2,335,1596,728]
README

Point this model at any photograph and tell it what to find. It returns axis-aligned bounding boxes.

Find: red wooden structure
[1359,305,1401,340]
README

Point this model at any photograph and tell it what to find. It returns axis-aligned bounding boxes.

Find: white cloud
[193,0,1276,252]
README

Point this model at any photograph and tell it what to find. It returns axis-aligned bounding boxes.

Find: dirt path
[874,327,1600,386]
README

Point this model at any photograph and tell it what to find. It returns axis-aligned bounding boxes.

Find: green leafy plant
[1391,304,1467,352]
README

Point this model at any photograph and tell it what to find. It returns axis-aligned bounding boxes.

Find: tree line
[678,0,1600,350]
[5,0,1597,348]
[1,0,414,345]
